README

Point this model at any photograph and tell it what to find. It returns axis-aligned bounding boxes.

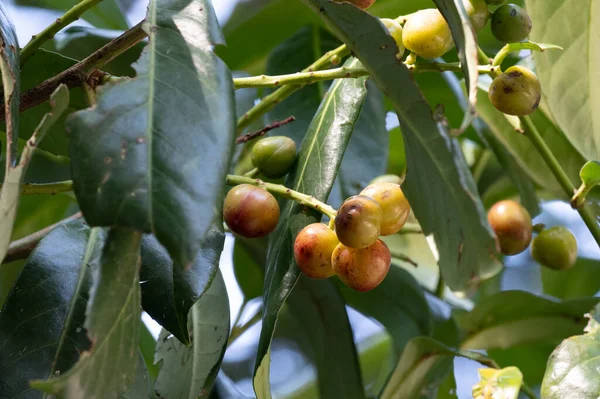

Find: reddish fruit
[223,184,280,238]
[294,223,339,279]
[332,239,391,292]
[360,182,410,236]
[334,195,383,249]
[487,200,532,255]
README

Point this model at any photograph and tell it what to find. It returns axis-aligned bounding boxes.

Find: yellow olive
[332,240,391,292]
[223,184,280,238]
[360,182,410,236]
[489,66,541,116]
[380,18,406,57]
[402,9,454,59]
[463,0,490,32]
[294,223,338,279]
[334,195,383,249]
[487,200,532,255]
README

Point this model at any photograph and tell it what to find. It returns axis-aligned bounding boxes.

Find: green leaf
[542,257,600,299]
[456,290,600,350]
[44,26,145,77]
[380,337,497,399]
[337,266,433,362]
[525,0,600,161]
[253,57,369,398]
[488,344,556,386]
[541,304,600,399]
[432,0,478,133]
[475,79,585,195]
[0,85,69,264]
[580,161,600,187]
[67,0,235,268]
[0,220,100,398]
[472,367,523,399]
[500,40,563,55]
[140,221,224,344]
[120,353,151,399]
[15,0,128,30]
[31,228,142,398]
[232,237,265,300]
[154,271,230,399]
[302,0,502,292]
[286,277,366,399]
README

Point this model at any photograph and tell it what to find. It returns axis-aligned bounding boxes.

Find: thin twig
[389,250,418,267]
[3,212,83,264]
[236,116,296,144]
[0,180,74,195]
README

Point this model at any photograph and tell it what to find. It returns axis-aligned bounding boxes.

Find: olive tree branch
[20,0,107,66]
[226,174,337,220]
[0,180,74,195]
[1,22,147,121]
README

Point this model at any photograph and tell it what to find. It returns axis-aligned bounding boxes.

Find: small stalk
[0,180,75,195]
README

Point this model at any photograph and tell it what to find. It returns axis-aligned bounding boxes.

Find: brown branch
[236,116,296,144]
[1,21,147,121]
[3,212,83,264]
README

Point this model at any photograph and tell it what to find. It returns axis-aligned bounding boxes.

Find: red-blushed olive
[402,9,454,59]
[491,3,532,43]
[380,18,406,57]
[332,0,375,9]
[463,0,490,32]
[487,200,532,255]
[532,226,578,271]
[332,240,391,292]
[489,66,541,116]
[335,195,383,249]
[360,182,410,236]
[251,136,297,179]
[293,223,338,279]
[223,184,280,238]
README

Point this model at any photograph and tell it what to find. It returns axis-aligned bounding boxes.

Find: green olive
[251,136,297,179]
[332,0,375,9]
[402,9,454,59]
[489,66,541,116]
[380,18,406,57]
[463,0,490,32]
[332,240,391,292]
[360,182,410,236]
[223,184,280,238]
[491,4,532,43]
[487,200,532,255]
[335,195,383,249]
[294,223,339,279]
[532,226,578,271]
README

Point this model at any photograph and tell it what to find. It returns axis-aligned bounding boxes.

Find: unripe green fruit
[380,18,406,57]
[251,136,297,178]
[370,174,404,185]
[360,182,410,236]
[489,66,541,116]
[532,226,578,271]
[332,240,391,292]
[335,195,383,249]
[487,200,532,255]
[332,0,375,9]
[463,0,490,32]
[491,4,532,43]
[294,223,338,279]
[223,184,280,238]
[402,9,454,59]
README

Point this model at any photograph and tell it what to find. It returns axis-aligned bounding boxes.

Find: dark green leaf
[456,290,600,350]
[140,221,224,344]
[253,57,369,398]
[338,266,432,362]
[154,271,230,399]
[302,0,502,292]
[0,220,100,398]
[287,277,366,399]
[16,0,128,30]
[31,228,142,398]
[542,257,600,300]
[68,0,235,268]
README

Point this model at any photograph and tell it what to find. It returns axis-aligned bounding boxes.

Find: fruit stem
[236,44,350,134]
[0,180,74,195]
[228,302,262,346]
[20,0,106,66]
[244,168,260,178]
[520,116,600,247]
[492,44,511,67]
[226,174,337,220]
[571,182,592,209]
[405,52,417,65]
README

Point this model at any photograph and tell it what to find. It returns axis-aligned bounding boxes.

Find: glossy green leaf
[432,0,478,133]
[541,304,600,398]
[31,228,142,398]
[154,271,230,399]
[475,80,585,195]
[0,85,69,264]
[302,0,502,292]
[542,257,600,300]
[380,337,496,399]
[140,221,224,344]
[456,290,600,350]
[525,0,600,161]
[253,57,369,398]
[0,220,100,398]
[338,266,432,361]
[287,277,366,399]
[44,26,145,77]
[68,0,235,268]
[16,0,128,30]
[580,161,600,186]
[472,367,523,399]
